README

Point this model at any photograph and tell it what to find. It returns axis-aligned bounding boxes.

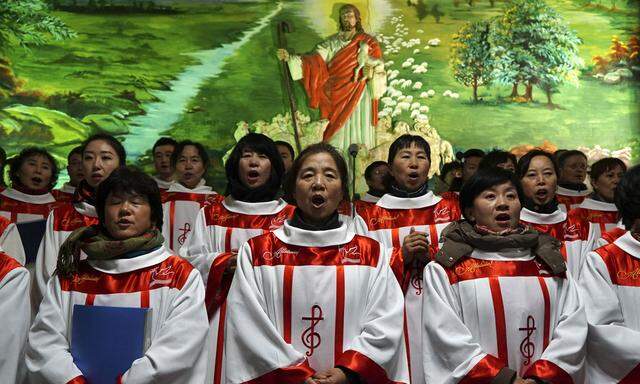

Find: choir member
[152,137,177,191]
[354,134,461,384]
[162,140,218,253]
[275,140,295,175]
[479,149,517,172]
[423,167,586,383]
[52,146,84,203]
[0,247,30,384]
[556,150,589,212]
[433,160,463,195]
[26,167,208,383]
[180,132,294,384]
[353,160,389,213]
[579,164,640,382]
[459,148,485,183]
[0,147,59,223]
[34,133,126,305]
[224,143,409,383]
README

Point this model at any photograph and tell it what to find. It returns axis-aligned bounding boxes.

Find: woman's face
[175,145,206,189]
[83,140,121,188]
[367,164,389,192]
[104,191,153,240]
[17,154,53,190]
[238,149,272,189]
[468,181,521,232]
[592,165,625,203]
[559,155,587,184]
[276,144,293,174]
[293,152,343,223]
[390,142,430,192]
[521,156,557,206]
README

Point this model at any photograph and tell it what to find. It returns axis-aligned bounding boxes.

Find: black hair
[284,142,350,203]
[441,160,462,177]
[9,147,59,190]
[0,146,6,164]
[459,167,524,218]
[387,134,431,164]
[67,146,83,162]
[590,157,627,181]
[615,165,640,230]
[171,140,210,172]
[82,133,127,167]
[557,150,587,169]
[364,160,388,181]
[516,149,559,179]
[225,133,285,201]
[456,148,485,162]
[274,140,295,159]
[479,149,517,171]
[152,137,178,153]
[96,167,163,231]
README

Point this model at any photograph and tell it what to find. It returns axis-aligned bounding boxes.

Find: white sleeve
[579,251,640,381]
[224,242,312,383]
[178,207,221,285]
[26,276,83,383]
[0,223,26,266]
[121,271,209,384]
[335,246,409,383]
[0,266,30,384]
[34,212,58,306]
[287,55,303,81]
[353,214,369,236]
[422,262,513,384]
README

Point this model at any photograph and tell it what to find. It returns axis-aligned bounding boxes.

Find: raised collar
[471,247,534,261]
[274,220,354,247]
[614,231,640,259]
[578,198,617,212]
[361,192,380,203]
[222,196,288,215]
[376,191,442,210]
[557,186,590,197]
[74,201,97,218]
[1,187,55,204]
[61,183,76,194]
[168,179,213,194]
[153,176,174,190]
[88,245,171,274]
[520,207,567,225]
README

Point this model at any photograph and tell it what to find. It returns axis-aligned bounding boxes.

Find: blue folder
[71,304,149,384]
[16,219,47,264]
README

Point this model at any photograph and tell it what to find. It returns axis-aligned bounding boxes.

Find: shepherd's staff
[277,21,302,154]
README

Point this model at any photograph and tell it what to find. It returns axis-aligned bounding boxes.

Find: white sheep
[443,90,452,97]
[428,38,441,46]
[413,49,420,54]
[354,41,383,82]
[450,92,460,99]
[427,89,436,96]
[413,82,423,90]
[411,109,420,119]
[419,105,429,113]
[420,91,430,99]
[411,102,421,110]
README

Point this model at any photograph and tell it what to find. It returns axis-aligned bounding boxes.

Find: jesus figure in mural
[277,4,386,153]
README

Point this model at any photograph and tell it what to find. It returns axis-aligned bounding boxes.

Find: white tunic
[26,246,209,384]
[179,196,295,384]
[224,221,409,383]
[579,231,640,383]
[0,251,30,384]
[153,176,173,191]
[0,216,26,266]
[0,187,57,223]
[423,248,586,383]
[556,186,590,212]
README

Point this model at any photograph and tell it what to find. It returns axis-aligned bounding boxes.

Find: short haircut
[171,140,209,171]
[284,142,349,203]
[364,161,388,181]
[590,157,627,181]
[479,149,517,170]
[152,137,178,153]
[456,148,485,162]
[557,150,587,169]
[615,165,640,230]
[459,167,524,217]
[441,161,462,177]
[82,133,127,167]
[9,147,59,190]
[274,140,295,159]
[516,149,559,179]
[387,134,431,164]
[96,167,163,230]
[67,146,83,162]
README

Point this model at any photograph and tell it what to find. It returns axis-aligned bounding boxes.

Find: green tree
[450,20,494,101]
[0,0,76,57]
[489,0,581,104]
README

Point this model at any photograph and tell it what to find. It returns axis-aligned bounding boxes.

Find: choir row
[0,132,637,384]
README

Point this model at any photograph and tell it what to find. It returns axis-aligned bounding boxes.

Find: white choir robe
[579,231,640,383]
[0,251,31,384]
[353,191,461,384]
[0,187,57,223]
[0,215,26,266]
[179,196,296,384]
[565,198,620,280]
[224,221,409,384]
[556,186,590,212]
[422,249,587,384]
[51,183,76,203]
[161,181,219,253]
[26,246,209,384]
[353,193,380,216]
[34,202,98,309]
[153,176,173,191]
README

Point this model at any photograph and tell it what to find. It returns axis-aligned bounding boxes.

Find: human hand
[277,48,290,61]
[312,368,348,384]
[402,227,429,267]
[303,378,318,384]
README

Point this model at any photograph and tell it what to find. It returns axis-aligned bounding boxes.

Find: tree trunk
[473,76,478,102]
[510,83,519,97]
[524,82,533,101]
[546,88,553,106]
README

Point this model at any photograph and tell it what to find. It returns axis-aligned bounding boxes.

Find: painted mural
[1,0,638,190]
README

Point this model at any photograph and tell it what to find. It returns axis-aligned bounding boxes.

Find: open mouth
[247,170,260,179]
[408,171,420,181]
[116,219,133,228]
[535,189,549,199]
[495,213,511,225]
[311,195,326,208]
[31,176,43,185]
